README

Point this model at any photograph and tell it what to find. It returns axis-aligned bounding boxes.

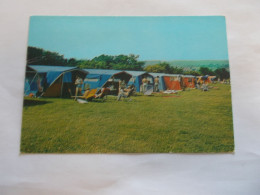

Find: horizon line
[27,46,229,62]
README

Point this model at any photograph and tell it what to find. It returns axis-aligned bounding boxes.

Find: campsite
[21,67,234,153]
[21,16,233,153]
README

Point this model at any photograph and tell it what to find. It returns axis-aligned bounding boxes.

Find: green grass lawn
[20,83,234,153]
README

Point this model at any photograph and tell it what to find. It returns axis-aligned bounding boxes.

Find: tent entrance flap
[43,75,63,97]
[112,72,132,83]
[102,72,132,95]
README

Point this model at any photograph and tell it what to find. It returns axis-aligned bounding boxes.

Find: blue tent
[82,69,132,93]
[125,71,154,92]
[149,73,167,91]
[25,65,88,97]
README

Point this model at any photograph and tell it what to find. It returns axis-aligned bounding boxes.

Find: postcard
[21,16,234,153]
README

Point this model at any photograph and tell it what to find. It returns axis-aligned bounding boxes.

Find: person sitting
[202,82,208,91]
[95,87,110,99]
[82,87,91,99]
[117,85,135,101]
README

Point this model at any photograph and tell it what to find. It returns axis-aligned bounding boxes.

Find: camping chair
[85,89,98,100]
[117,88,134,101]
[73,89,98,101]
[93,88,110,102]
[201,84,208,91]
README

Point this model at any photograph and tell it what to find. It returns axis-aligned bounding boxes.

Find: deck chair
[93,88,110,102]
[201,84,208,91]
[85,89,98,100]
[73,89,98,101]
[117,88,134,101]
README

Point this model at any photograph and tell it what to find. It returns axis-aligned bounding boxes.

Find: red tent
[182,75,195,89]
[163,74,182,90]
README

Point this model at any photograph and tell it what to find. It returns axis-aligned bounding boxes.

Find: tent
[125,71,154,92]
[24,66,38,96]
[149,73,167,91]
[82,69,132,95]
[208,76,217,83]
[25,65,88,97]
[197,75,211,84]
[163,74,183,91]
[182,75,196,89]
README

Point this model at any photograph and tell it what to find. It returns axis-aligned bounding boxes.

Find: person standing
[142,77,148,93]
[36,76,43,97]
[154,76,159,92]
[74,76,83,100]
[195,77,200,89]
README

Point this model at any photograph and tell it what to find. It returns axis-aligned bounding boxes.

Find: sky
[28,16,229,61]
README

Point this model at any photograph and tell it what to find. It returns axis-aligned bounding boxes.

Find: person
[95,87,110,99]
[195,78,200,89]
[154,76,159,92]
[36,76,43,97]
[120,80,126,89]
[117,85,134,101]
[82,86,91,99]
[74,76,83,100]
[142,77,148,93]
[202,81,208,91]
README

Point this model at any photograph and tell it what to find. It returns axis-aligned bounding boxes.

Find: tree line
[27,46,144,70]
[27,46,230,79]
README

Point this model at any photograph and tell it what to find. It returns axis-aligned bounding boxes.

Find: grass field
[20,83,234,153]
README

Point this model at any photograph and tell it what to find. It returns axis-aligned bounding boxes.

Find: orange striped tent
[208,76,217,83]
[197,76,210,84]
[182,75,195,89]
[163,74,182,91]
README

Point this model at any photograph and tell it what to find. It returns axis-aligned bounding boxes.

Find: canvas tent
[82,69,132,94]
[208,76,217,83]
[126,71,154,92]
[197,75,211,84]
[182,75,195,89]
[25,65,88,97]
[149,73,168,91]
[163,74,183,91]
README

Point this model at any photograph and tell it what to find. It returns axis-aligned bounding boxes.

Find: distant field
[144,60,229,70]
[20,83,234,153]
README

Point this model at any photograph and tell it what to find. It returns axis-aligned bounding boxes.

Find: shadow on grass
[90,100,107,103]
[23,99,52,107]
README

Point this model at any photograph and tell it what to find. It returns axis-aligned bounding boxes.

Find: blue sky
[28,16,229,60]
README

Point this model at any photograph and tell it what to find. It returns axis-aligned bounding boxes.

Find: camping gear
[144,85,154,95]
[163,90,177,94]
[84,89,98,100]
[77,99,88,104]
[117,87,135,101]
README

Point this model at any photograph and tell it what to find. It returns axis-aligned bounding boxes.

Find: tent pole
[60,74,64,98]
[25,72,38,96]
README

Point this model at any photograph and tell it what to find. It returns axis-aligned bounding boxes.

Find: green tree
[184,70,200,76]
[170,66,184,74]
[214,68,230,80]
[27,46,69,66]
[144,64,166,73]
[199,67,214,75]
